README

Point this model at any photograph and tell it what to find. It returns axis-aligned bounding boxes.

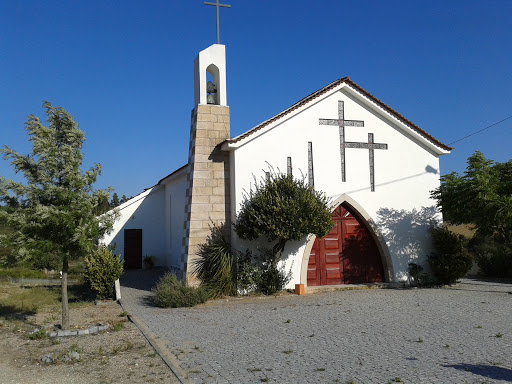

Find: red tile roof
[224,77,453,151]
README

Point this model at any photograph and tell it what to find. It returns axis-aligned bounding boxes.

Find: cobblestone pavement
[120,272,512,384]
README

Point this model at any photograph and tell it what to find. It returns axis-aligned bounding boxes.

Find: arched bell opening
[300,195,393,286]
[206,64,220,105]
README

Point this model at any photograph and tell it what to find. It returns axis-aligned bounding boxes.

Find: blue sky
[1,0,511,199]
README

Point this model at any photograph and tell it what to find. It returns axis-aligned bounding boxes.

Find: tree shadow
[120,267,170,292]
[67,283,94,303]
[0,303,36,320]
[139,295,158,308]
[442,363,512,381]
[376,206,439,280]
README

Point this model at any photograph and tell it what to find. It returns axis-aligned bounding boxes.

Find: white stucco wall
[102,168,187,269]
[102,186,165,266]
[163,172,187,269]
[227,85,446,286]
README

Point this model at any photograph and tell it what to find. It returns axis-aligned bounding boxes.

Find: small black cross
[345,133,388,192]
[204,0,231,44]
[319,100,364,182]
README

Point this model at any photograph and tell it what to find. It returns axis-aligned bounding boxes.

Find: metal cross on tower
[204,0,231,44]
[319,100,365,182]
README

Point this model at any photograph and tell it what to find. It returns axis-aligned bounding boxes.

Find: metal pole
[216,0,220,44]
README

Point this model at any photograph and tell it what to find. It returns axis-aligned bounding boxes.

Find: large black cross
[345,133,388,192]
[319,101,364,182]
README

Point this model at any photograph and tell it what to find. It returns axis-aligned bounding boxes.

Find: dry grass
[445,223,476,239]
[0,283,178,383]
[0,283,92,321]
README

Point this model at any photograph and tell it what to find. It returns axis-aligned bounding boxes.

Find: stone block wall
[181,104,230,286]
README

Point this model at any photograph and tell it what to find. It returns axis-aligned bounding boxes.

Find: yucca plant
[194,224,237,298]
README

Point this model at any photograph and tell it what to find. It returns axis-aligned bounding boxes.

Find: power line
[448,115,512,145]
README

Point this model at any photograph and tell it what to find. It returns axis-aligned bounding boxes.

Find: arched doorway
[307,203,385,286]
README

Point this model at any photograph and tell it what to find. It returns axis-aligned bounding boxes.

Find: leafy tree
[431,151,512,243]
[0,101,118,329]
[94,193,111,215]
[234,172,333,259]
[0,206,15,265]
[110,192,120,208]
[431,151,512,277]
[119,194,129,205]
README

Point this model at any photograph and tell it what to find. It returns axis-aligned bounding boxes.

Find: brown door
[124,229,142,269]
[307,204,384,286]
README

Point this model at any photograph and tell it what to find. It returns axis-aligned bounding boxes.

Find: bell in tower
[207,81,217,105]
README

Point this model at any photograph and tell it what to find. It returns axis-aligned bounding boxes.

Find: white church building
[102,43,452,289]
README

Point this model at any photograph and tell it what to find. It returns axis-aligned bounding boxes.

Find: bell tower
[194,44,227,106]
[181,44,231,286]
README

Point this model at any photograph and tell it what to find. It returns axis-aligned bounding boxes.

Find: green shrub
[256,251,290,295]
[28,328,48,340]
[83,246,123,300]
[237,250,261,293]
[407,263,434,287]
[237,249,290,295]
[427,226,472,285]
[470,234,512,277]
[152,273,210,308]
[112,322,125,332]
[194,224,237,298]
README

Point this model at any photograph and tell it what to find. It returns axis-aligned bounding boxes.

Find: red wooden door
[307,204,384,286]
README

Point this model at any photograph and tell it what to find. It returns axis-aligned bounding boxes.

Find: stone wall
[181,104,230,286]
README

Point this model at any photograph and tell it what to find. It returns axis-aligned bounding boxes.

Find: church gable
[223,78,449,198]
[223,77,451,155]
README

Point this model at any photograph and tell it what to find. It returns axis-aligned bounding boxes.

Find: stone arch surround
[299,194,394,285]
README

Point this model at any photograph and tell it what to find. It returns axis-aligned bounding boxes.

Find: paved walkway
[120,271,512,384]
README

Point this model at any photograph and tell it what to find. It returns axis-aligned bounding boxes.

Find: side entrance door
[307,204,384,286]
[124,229,142,269]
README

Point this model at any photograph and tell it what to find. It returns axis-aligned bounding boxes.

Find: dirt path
[0,286,179,384]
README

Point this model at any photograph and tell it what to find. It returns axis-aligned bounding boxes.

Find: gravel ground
[120,274,512,384]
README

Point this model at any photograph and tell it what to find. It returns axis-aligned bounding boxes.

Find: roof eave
[224,77,452,154]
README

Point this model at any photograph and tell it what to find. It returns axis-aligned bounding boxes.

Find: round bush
[83,246,124,300]
[152,273,210,308]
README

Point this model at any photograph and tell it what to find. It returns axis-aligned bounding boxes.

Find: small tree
[431,151,512,243]
[110,192,120,208]
[234,172,333,285]
[0,101,117,329]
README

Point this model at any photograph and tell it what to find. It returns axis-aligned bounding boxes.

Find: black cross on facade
[308,142,314,188]
[319,101,364,182]
[204,0,231,44]
[345,133,388,192]
[287,157,292,177]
